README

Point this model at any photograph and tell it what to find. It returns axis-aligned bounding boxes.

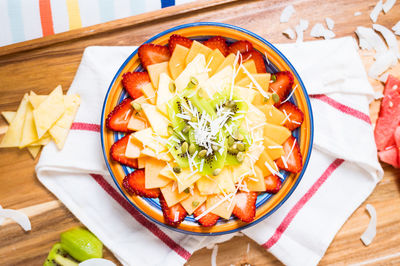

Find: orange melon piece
[125,134,142,159]
[206,194,235,220]
[256,104,286,125]
[207,49,226,76]
[264,136,285,160]
[236,73,270,92]
[245,165,266,192]
[263,123,291,145]
[216,53,236,73]
[180,188,207,215]
[160,182,190,207]
[235,60,257,82]
[255,151,279,177]
[144,158,171,189]
[147,61,170,90]
[185,40,213,65]
[169,44,189,79]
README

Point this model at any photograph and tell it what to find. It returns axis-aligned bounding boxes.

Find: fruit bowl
[101,22,313,235]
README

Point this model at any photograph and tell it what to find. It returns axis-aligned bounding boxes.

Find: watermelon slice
[395,126,400,166]
[378,146,399,168]
[374,75,400,151]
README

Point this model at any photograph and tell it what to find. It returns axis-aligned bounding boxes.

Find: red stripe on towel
[39,0,55,36]
[262,159,344,249]
[310,94,371,124]
[71,122,100,132]
[90,174,192,260]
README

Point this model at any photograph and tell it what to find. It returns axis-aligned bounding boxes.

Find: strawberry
[168,34,193,54]
[242,50,267,73]
[264,175,282,194]
[276,136,303,173]
[203,36,229,56]
[193,203,219,227]
[228,40,254,55]
[106,98,133,132]
[159,195,187,226]
[232,191,257,223]
[269,71,294,106]
[121,72,149,99]
[138,43,170,69]
[110,135,138,168]
[278,102,304,130]
[122,169,160,198]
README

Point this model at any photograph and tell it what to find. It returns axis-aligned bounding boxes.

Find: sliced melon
[159,166,202,193]
[206,194,235,220]
[185,40,213,65]
[235,60,257,82]
[264,136,284,160]
[235,85,258,103]
[196,167,235,195]
[160,182,190,207]
[138,156,147,169]
[180,188,207,215]
[141,148,172,161]
[245,165,266,192]
[147,61,169,89]
[255,151,279,177]
[216,53,236,73]
[257,104,286,125]
[202,65,233,98]
[169,44,189,79]
[236,73,271,92]
[144,158,171,189]
[207,49,226,77]
[141,103,170,137]
[125,134,142,159]
[263,123,291,145]
[140,83,156,104]
[132,128,167,152]
[175,54,209,92]
[156,73,175,116]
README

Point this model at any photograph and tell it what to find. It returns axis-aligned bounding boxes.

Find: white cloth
[36,37,383,266]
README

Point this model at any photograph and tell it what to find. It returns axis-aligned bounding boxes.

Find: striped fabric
[0,0,195,47]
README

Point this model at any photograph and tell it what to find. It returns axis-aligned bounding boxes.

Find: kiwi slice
[225,128,250,166]
[212,89,248,126]
[167,137,190,168]
[44,243,79,266]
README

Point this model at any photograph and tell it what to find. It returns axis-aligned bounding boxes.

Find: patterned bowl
[101,22,313,235]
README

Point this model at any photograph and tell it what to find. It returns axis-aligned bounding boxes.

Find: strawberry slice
[106,98,133,132]
[110,135,138,168]
[228,40,254,55]
[270,71,294,106]
[232,191,257,223]
[121,72,149,99]
[193,203,219,227]
[122,169,160,198]
[203,36,229,56]
[242,50,267,73]
[276,136,303,173]
[168,34,193,54]
[159,195,187,226]
[264,175,282,194]
[278,102,304,130]
[138,43,170,69]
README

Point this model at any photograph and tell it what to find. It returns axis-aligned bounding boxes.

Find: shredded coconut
[355,26,388,56]
[361,204,377,246]
[354,11,362,16]
[310,23,335,40]
[368,50,397,78]
[382,0,396,13]
[282,28,296,39]
[280,5,295,23]
[325,17,334,30]
[295,19,309,43]
[370,0,383,23]
[373,24,400,59]
[379,73,389,83]
[392,21,400,35]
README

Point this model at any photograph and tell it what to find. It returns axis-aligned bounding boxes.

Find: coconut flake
[383,0,396,13]
[310,23,335,40]
[361,204,377,246]
[0,206,31,231]
[325,17,334,30]
[354,11,362,16]
[355,26,388,56]
[368,50,397,78]
[282,28,296,40]
[211,244,219,266]
[373,24,400,59]
[295,19,309,43]
[79,258,116,266]
[379,73,389,83]
[393,21,400,35]
[280,5,295,23]
[370,0,383,23]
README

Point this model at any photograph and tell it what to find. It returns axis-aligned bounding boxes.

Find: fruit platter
[101,23,313,234]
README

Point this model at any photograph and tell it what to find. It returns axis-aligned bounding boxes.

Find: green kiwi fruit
[212,89,248,126]
[225,128,250,165]
[43,243,79,266]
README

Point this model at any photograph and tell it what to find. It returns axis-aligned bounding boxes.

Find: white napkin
[36,37,383,266]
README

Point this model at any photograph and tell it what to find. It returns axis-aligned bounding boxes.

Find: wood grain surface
[1,0,400,265]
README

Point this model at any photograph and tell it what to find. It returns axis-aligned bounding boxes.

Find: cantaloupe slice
[159,166,202,193]
[147,61,169,89]
[236,73,271,92]
[207,49,226,77]
[216,53,236,73]
[235,60,257,82]
[256,104,286,125]
[156,73,175,116]
[175,54,208,92]
[144,158,171,189]
[245,165,266,192]
[125,134,142,159]
[180,188,207,215]
[169,44,189,79]
[160,182,190,207]
[263,123,291,145]
[255,151,279,177]
[196,167,235,195]
[141,103,170,137]
[264,136,284,160]
[206,194,235,220]
[138,156,147,169]
[235,86,258,103]
[140,83,156,105]
[185,40,213,65]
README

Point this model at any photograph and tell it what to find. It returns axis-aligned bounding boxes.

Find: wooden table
[1,0,400,265]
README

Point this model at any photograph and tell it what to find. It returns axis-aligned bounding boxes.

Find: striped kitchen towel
[0,0,195,47]
[35,37,383,266]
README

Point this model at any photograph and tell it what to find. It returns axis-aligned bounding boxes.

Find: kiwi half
[212,89,248,127]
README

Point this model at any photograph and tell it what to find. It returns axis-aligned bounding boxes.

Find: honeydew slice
[160,182,190,207]
[49,94,81,149]
[175,54,208,92]
[263,123,291,145]
[125,134,142,159]
[202,65,233,98]
[207,49,226,77]
[235,86,258,103]
[206,194,235,220]
[148,61,170,90]
[0,94,29,147]
[144,158,171,189]
[141,103,170,137]
[185,40,213,65]
[180,188,207,215]
[132,128,167,153]
[235,60,257,82]
[140,148,172,161]
[169,44,189,79]
[156,73,175,116]
[264,136,284,160]
[33,86,65,139]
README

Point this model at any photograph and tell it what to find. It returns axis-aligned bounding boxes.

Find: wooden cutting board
[1,0,400,265]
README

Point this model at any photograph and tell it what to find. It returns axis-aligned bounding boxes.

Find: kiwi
[212,89,248,126]
[44,243,79,266]
[167,137,190,168]
[225,128,250,165]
